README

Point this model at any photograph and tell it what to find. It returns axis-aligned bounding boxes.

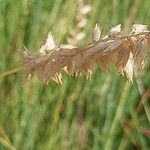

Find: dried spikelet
[94,53,113,71]
[114,38,134,69]
[39,32,56,55]
[22,50,49,82]
[108,24,122,37]
[131,24,148,34]
[123,52,134,82]
[22,24,150,84]
[92,24,101,41]
[73,53,94,79]
[134,35,149,69]
[131,24,149,69]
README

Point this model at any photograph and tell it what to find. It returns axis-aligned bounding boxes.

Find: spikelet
[131,24,149,69]
[92,24,101,41]
[39,32,56,55]
[123,52,134,82]
[22,24,150,84]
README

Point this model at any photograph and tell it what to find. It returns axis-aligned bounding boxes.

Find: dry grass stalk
[22,24,150,84]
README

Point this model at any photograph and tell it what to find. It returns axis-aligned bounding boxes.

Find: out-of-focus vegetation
[0,0,150,149]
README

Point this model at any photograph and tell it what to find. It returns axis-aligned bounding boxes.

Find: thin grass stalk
[104,81,131,150]
[0,137,16,150]
[0,67,22,79]
[118,136,128,150]
[131,113,148,149]
[134,67,150,123]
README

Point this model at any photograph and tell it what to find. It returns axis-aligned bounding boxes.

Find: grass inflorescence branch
[22,24,150,84]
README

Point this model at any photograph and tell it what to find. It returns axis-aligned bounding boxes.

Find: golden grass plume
[22,24,150,84]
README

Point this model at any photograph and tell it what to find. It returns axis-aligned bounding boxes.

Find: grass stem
[0,67,22,79]
[104,81,131,150]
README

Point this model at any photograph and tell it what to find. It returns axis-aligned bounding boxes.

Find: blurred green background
[0,0,150,149]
